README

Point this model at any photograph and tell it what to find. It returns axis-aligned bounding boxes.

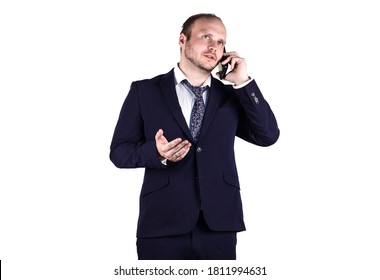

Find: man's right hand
[155,129,191,162]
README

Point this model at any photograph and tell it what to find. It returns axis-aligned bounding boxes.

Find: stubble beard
[184,44,216,73]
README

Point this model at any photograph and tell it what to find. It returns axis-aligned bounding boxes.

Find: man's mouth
[204,53,216,61]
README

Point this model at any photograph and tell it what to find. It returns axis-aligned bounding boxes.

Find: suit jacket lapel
[159,71,224,143]
[198,77,223,142]
[159,70,193,140]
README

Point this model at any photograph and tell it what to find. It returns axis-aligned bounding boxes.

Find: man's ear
[179,33,186,45]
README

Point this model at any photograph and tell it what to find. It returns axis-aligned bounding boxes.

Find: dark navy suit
[110,69,279,253]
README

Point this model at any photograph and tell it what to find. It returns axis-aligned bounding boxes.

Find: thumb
[155,129,167,143]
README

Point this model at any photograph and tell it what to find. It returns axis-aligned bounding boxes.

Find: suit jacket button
[251,92,259,104]
[196,147,202,153]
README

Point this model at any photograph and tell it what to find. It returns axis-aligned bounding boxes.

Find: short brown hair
[180,13,222,40]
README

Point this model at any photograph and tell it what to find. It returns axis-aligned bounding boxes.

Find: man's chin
[192,59,217,73]
[202,63,218,73]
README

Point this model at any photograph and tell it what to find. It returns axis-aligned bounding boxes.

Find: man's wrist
[233,76,252,89]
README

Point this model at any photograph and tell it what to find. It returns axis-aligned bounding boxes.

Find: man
[110,13,280,260]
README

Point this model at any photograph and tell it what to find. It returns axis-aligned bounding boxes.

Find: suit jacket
[110,69,280,238]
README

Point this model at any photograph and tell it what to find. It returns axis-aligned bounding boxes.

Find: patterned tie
[181,79,209,142]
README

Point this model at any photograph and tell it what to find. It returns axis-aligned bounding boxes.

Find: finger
[171,142,191,160]
[160,139,183,158]
[155,129,164,141]
[164,138,184,152]
[222,52,238,63]
[177,143,191,159]
[223,51,238,58]
[229,57,240,71]
[171,140,190,154]
[170,153,179,161]
[155,129,168,157]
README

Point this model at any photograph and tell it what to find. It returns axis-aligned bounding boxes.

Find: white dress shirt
[160,65,251,165]
[174,65,211,128]
[173,64,252,127]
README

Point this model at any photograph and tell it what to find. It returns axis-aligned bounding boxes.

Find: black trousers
[137,213,237,260]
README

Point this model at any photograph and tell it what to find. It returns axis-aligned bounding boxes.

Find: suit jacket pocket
[223,173,240,190]
[141,176,169,197]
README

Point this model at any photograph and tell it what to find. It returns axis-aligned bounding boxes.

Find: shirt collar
[174,64,211,87]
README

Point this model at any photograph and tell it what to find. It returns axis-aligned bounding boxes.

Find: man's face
[182,18,227,73]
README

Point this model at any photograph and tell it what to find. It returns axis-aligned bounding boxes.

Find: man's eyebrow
[199,29,212,35]
[200,30,225,43]
[218,38,226,45]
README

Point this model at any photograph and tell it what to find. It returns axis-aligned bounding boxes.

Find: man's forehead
[193,20,226,37]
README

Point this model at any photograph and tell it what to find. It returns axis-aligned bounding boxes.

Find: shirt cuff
[159,156,168,165]
[233,76,252,89]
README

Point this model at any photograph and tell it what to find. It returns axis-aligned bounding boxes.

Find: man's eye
[217,41,225,46]
[203,35,211,40]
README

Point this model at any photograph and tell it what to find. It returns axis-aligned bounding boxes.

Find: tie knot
[181,80,208,98]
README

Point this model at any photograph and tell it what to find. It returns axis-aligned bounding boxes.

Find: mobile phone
[218,47,228,79]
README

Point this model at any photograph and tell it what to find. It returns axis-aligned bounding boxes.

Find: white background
[1,0,379,279]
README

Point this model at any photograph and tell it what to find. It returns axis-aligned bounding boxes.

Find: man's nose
[208,43,217,52]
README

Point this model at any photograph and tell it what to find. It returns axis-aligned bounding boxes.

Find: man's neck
[177,62,210,86]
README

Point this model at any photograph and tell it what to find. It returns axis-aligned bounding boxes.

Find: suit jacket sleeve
[109,82,165,169]
[234,79,280,146]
